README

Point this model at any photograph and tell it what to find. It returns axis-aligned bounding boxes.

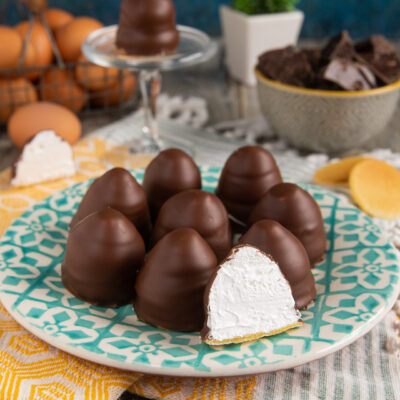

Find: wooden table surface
[1,40,400,171]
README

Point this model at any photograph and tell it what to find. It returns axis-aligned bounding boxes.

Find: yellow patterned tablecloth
[0,136,257,400]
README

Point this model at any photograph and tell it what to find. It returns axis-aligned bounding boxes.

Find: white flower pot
[220,5,304,86]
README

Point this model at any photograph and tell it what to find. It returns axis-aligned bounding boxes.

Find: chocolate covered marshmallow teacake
[116,0,179,56]
[152,189,232,261]
[142,148,201,221]
[249,183,326,266]
[240,220,316,309]
[201,244,302,345]
[216,146,282,226]
[70,167,152,244]
[134,228,218,332]
[62,208,145,307]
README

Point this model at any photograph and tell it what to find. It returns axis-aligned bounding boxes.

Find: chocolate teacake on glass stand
[116,0,179,55]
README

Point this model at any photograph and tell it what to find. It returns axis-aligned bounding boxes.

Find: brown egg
[75,55,119,91]
[55,17,103,62]
[0,26,23,70]
[91,72,136,107]
[8,101,82,147]
[15,21,53,67]
[0,78,38,122]
[41,68,87,113]
[43,8,74,32]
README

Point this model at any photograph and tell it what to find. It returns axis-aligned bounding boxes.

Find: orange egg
[15,21,53,67]
[8,101,82,147]
[91,72,136,107]
[41,68,87,113]
[0,26,23,70]
[0,78,38,122]
[43,8,74,32]
[75,55,119,91]
[55,17,103,62]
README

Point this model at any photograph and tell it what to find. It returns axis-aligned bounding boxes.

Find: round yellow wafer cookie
[314,156,371,186]
[349,159,400,219]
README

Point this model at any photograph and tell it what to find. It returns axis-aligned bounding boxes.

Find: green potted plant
[220,0,304,85]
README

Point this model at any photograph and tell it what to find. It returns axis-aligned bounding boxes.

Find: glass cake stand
[82,25,217,154]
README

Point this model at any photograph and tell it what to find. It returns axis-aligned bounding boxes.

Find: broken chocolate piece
[321,58,374,91]
[355,35,400,85]
[257,46,313,87]
[321,30,355,62]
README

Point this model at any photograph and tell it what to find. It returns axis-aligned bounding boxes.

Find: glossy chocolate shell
[70,167,152,244]
[153,189,232,261]
[142,148,202,221]
[216,146,282,225]
[240,220,316,308]
[116,0,179,56]
[249,182,326,266]
[62,207,146,307]
[134,228,218,332]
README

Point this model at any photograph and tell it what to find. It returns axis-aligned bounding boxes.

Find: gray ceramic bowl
[256,69,400,152]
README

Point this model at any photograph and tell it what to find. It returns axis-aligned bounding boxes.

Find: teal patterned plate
[0,167,399,377]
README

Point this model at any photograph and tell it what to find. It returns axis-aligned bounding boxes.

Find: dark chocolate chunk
[321,58,374,91]
[240,220,316,309]
[116,0,179,56]
[62,208,146,307]
[216,146,282,226]
[355,35,400,85]
[134,228,218,332]
[302,48,322,73]
[321,30,355,62]
[142,148,202,222]
[249,183,326,266]
[70,167,152,244]
[257,46,313,87]
[355,35,397,58]
[153,189,232,261]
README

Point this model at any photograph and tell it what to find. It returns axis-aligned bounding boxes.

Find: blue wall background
[3,0,400,39]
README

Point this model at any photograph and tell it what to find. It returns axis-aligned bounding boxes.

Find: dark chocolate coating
[70,168,152,244]
[153,189,232,261]
[142,149,202,221]
[62,208,145,307]
[116,0,179,56]
[249,183,326,266]
[239,220,316,309]
[216,146,282,225]
[134,228,218,332]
